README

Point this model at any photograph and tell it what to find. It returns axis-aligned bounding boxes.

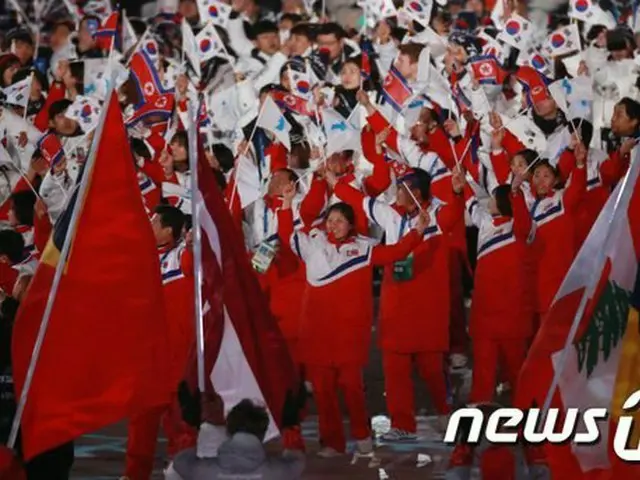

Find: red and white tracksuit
[369,111,469,356]
[334,181,464,433]
[125,243,197,480]
[530,159,586,318]
[278,208,421,452]
[464,186,535,403]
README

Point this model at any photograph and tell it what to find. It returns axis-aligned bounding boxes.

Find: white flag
[543,24,582,58]
[122,10,138,53]
[323,108,361,156]
[257,96,291,151]
[570,0,616,28]
[181,19,202,78]
[497,14,534,50]
[64,95,102,133]
[197,0,232,28]
[195,22,226,63]
[3,76,32,108]
[403,0,433,27]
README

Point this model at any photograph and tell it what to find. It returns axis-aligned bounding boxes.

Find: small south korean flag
[64,95,102,133]
[569,0,595,22]
[518,47,554,79]
[543,24,581,58]
[257,96,292,151]
[197,0,232,28]
[142,37,161,69]
[497,14,533,50]
[195,23,226,62]
[403,0,433,27]
[287,66,313,100]
[2,76,32,108]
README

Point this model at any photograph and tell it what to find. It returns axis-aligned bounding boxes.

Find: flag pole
[187,99,206,393]
[6,83,114,450]
[540,151,639,419]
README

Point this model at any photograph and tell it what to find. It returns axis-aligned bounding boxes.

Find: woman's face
[510,155,528,176]
[170,141,188,163]
[326,210,351,241]
[340,63,361,90]
[376,20,392,43]
[532,165,556,196]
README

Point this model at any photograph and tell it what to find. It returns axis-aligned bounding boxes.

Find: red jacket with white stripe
[334,181,464,352]
[159,242,195,387]
[278,208,421,366]
[464,185,535,339]
[530,160,586,315]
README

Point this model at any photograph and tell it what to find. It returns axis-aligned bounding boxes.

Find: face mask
[279,29,290,45]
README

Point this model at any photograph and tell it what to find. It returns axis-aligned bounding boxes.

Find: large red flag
[12,92,172,460]
[182,139,303,438]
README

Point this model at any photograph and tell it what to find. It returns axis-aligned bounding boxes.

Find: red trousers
[124,398,197,480]
[306,365,371,452]
[470,338,528,404]
[382,351,451,432]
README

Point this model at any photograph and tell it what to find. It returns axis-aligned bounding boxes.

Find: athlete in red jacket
[278,185,428,457]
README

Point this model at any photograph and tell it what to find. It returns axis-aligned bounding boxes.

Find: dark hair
[68,61,85,94]
[290,142,310,169]
[251,21,279,39]
[130,138,153,160]
[154,205,185,242]
[10,190,36,226]
[514,149,538,167]
[0,229,25,264]
[280,13,304,25]
[290,23,314,40]
[569,119,594,147]
[532,159,558,178]
[12,67,49,92]
[607,27,635,52]
[493,185,513,217]
[226,399,270,441]
[326,202,356,227]
[585,25,607,44]
[617,97,640,123]
[48,99,73,121]
[405,167,432,200]
[210,144,234,173]
[273,167,299,184]
[52,20,75,35]
[316,22,347,40]
[398,43,425,64]
[170,131,188,149]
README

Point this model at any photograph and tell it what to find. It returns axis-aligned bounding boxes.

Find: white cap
[196,422,228,459]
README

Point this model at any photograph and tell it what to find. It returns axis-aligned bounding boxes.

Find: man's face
[289,33,311,56]
[52,113,78,136]
[50,26,72,51]
[394,53,417,81]
[179,0,199,22]
[316,33,342,61]
[256,32,280,55]
[611,103,639,137]
[14,40,34,65]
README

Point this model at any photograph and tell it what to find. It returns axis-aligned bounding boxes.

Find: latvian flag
[181,137,305,442]
[381,65,412,113]
[94,11,119,51]
[468,55,507,86]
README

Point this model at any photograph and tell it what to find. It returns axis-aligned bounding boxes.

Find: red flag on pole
[11,91,172,460]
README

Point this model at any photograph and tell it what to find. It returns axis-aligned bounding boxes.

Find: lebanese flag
[182,138,303,438]
[94,11,119,51]
[381,65,412,113]
[12,92,172,460]
[516,152,640,478]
